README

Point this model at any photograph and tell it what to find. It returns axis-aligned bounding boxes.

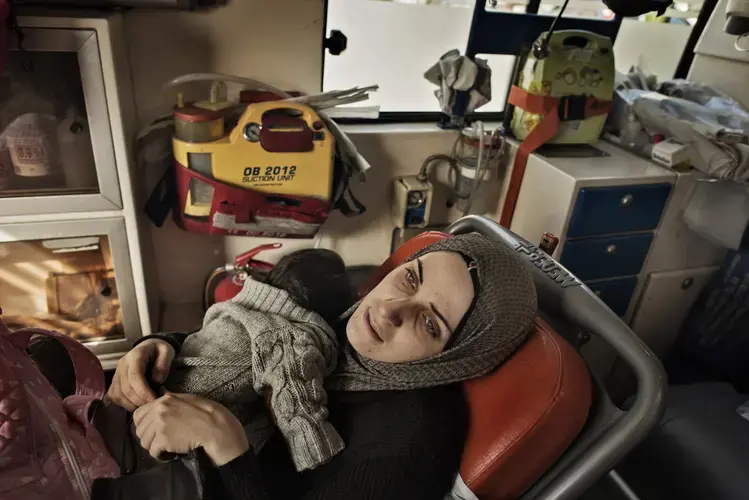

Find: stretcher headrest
[364,231,592,499]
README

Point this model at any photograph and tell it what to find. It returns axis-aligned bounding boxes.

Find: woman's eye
[424,315,438,339]
[405,268,417,289]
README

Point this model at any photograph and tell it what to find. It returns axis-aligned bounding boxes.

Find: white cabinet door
[630,266,719,359]
[0,217,140,367]
[0,17,126,216]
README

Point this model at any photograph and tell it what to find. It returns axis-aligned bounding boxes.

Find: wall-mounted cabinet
[0,12,156,369]
[630,266,720,359]
[0,218,142,366]
[0,17,127,215]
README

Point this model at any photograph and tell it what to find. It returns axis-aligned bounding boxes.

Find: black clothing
[142,332,468,500]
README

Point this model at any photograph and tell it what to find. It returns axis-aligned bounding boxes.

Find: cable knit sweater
[163,279,343,472]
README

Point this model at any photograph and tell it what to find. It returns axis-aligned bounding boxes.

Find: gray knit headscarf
[327,233,538,392]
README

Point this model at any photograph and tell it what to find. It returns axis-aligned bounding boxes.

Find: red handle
[260,112,314,153]
[234,243,283,268]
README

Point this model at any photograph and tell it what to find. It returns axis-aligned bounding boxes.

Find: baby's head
[264,248,357,325]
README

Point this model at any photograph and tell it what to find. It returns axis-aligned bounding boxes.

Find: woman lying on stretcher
[107,234,538,500]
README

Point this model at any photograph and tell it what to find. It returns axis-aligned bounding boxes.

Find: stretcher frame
[445,215,667,500]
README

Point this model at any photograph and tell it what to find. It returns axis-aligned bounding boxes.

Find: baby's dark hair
[261,248,357,326]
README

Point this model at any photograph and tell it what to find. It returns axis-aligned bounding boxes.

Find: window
[323,0,514,114]
[323,0,706,118]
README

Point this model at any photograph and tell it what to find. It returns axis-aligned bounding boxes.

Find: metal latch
[324,30,348,56]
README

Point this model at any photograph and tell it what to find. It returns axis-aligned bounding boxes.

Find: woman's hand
[133,392,250,466]
[107,338,175,411]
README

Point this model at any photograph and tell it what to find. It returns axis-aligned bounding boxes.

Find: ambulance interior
[4,0,749,498]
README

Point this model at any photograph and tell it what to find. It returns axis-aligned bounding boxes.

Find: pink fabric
[0,317,119,500]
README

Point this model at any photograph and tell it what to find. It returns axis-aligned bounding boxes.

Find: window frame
[321,0,710,124]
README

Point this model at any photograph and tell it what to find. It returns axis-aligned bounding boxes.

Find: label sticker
[242,165,297,186]
[8,138,53,176]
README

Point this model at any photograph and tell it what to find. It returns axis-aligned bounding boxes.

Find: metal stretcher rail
[445,215,667,500]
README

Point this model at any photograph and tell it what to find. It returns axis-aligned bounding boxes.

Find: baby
[164,248,357,472]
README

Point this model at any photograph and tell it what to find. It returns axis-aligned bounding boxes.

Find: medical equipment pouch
[511,30,614,145]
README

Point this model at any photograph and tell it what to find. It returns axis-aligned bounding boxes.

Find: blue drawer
[587,276,638,317]
[567,183,671,238]
[560,233,653,281]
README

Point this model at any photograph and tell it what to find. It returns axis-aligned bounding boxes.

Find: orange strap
[499,86,612,228]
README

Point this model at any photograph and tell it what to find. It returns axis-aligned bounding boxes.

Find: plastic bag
[657,79,749,118]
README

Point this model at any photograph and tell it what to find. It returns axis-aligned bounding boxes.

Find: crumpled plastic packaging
[424,49,492,116]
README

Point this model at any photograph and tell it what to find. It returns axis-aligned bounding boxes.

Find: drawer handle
[605,244,617,255]
[620,194,634,207]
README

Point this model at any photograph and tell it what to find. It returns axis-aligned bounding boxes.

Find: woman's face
[346,251,474,363]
